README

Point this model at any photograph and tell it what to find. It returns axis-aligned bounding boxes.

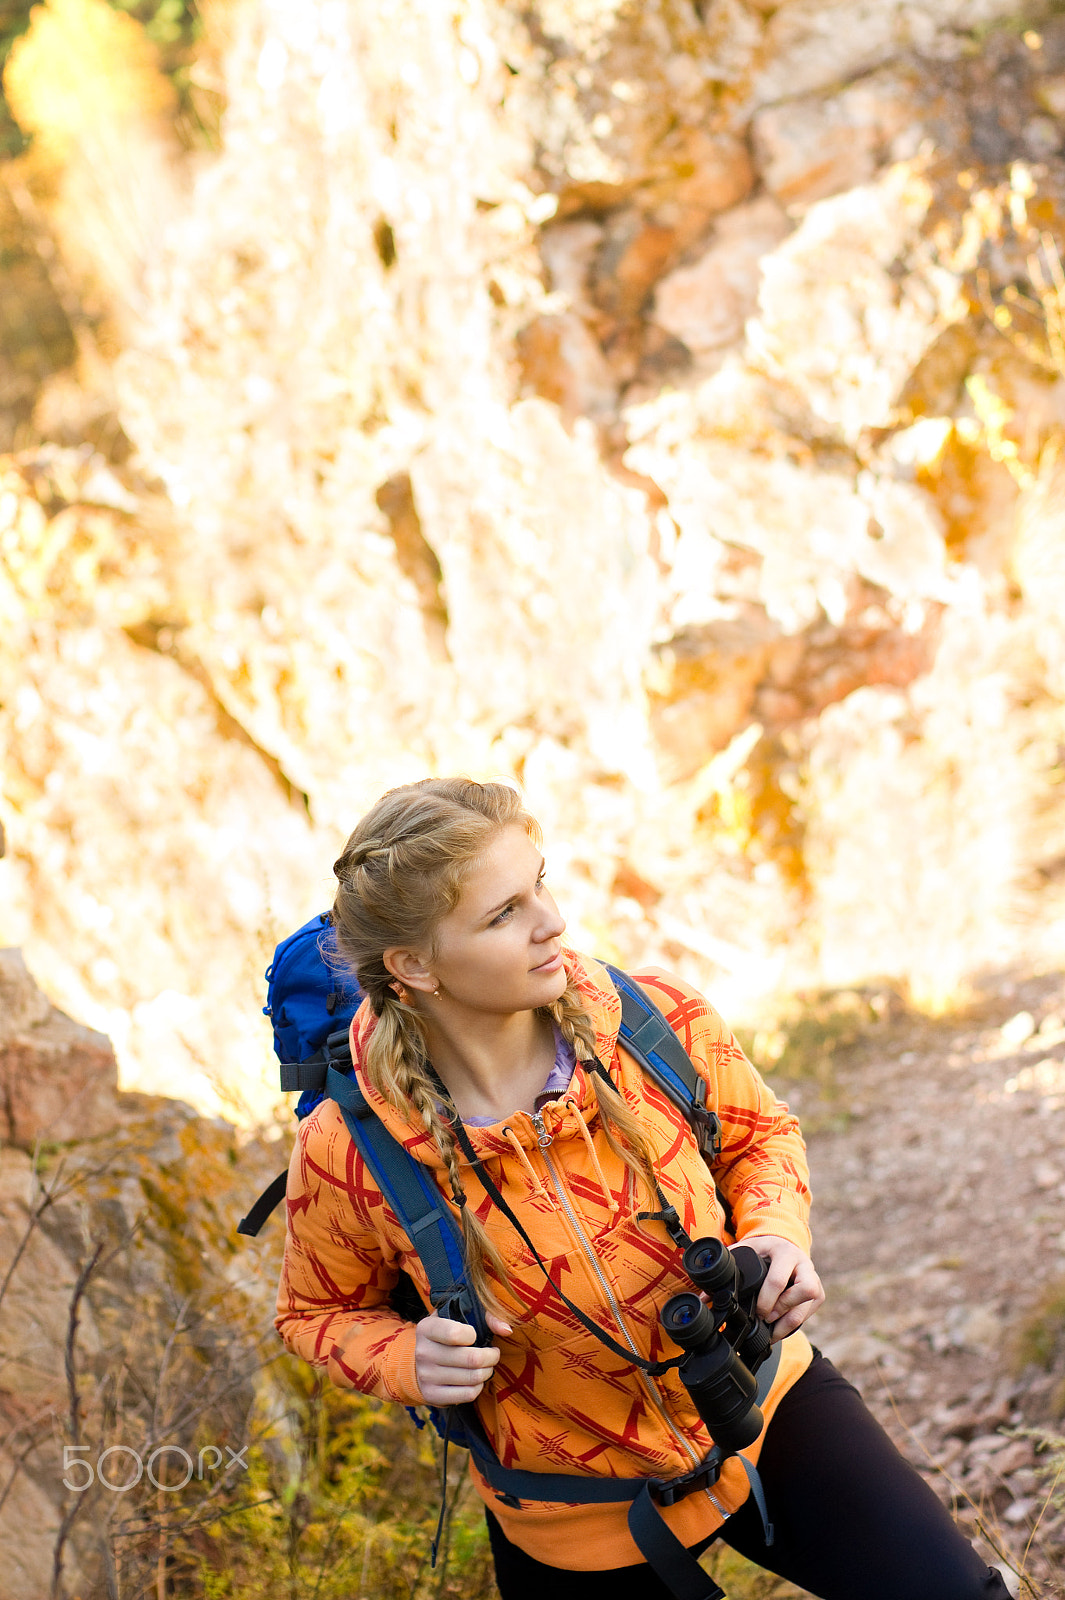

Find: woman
[276,777,1010,1600]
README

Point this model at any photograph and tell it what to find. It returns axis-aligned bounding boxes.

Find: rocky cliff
[0,947,282,1599]
[5,1,1065,1115]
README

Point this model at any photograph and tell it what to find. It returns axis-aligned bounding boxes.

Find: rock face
[652,195,791,367]
[0,948,120,1146]
[0,952,279,1600]
[752,69,925,207]
[5,0,1065,1110]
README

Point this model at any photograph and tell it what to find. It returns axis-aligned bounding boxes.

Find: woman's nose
[536,892,565,940]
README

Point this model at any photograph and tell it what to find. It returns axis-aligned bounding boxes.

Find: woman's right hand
[414,1311,512,1406]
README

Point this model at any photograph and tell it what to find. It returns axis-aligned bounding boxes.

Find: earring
[432,985,441,998]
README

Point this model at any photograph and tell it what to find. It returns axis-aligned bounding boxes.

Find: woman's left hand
[734,1235,824,1342]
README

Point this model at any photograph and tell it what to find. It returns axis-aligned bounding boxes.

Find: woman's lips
[531,950,563,974]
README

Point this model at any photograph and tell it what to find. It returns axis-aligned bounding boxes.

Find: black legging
[486,1354,1013,1600]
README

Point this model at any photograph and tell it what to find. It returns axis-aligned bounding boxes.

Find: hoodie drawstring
[501,1124,553,1205]
[563,1097,620,1214]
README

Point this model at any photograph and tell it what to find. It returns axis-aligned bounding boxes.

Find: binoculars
[661,1238,773,1454]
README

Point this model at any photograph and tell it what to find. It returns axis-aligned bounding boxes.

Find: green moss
[0,0,32,157]
[194,1366,499,1598]
[1014,1278,1065,1414]
[966,3,1065,44]
[111,0,198,50]
[740,987,893,1083]
[703,1543,812,1598]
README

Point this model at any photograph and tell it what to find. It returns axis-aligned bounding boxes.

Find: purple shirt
[464,1025,577,1126]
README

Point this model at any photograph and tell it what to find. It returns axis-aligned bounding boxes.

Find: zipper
[531,1110,553,1149]
[530,1116,712,1486]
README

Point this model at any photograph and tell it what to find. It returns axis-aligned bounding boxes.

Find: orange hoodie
[275,950,814,1569]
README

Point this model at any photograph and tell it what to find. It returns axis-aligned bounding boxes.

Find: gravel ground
[773,973,1065,1599]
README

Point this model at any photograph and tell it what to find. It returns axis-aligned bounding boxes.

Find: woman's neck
[423,1008,557,1122]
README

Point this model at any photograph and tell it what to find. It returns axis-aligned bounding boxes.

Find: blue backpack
[239,914,774,1600]
[262,912,361,1105]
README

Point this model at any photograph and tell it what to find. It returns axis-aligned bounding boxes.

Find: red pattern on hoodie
[275,951,814,1569]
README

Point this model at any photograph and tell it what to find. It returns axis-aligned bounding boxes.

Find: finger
[416,1347,499,1403]
[767,1278,825,1341]
[783,1260,824,1310]
[756,1256,799,1322]
[421,1358,499,1392]
[769,1300,816,1342]
[485,1312,513,1337]
[769,1263,821,1308]
[421,1314,479,1347]
[420,1376,491,1405]
[768,1286,817,1323]
[419,1342,501,1377]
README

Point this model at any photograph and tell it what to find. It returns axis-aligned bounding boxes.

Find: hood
[347,946,624,1174]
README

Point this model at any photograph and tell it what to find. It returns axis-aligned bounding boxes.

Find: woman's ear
[384,947,437,996]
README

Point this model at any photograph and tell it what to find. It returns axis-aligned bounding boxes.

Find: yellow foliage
[695,735,807,893]
[3,0,175,163]
[964,373,1033,488]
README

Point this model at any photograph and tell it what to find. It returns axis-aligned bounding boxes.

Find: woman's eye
[490,871,544,925]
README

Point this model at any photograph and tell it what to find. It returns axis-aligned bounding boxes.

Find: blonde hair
[331,777,660,1320]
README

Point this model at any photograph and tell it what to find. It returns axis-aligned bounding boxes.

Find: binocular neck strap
[637,1195,694,1252]
[450,1116,684,1378]
[586,1057,699,1256]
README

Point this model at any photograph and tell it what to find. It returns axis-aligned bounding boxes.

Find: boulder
[592,209,680,322]
[0,1439,72,1600]
[540,217,604,312]
[516,311,618,421]
[751,164,963,439]
[752,70,925,207]
[652,196,791,364]
[0,948,120,1147]
[638,128,755,252]
[750,0,1021,106]
[645,591,940,783]
[646,607,781,782]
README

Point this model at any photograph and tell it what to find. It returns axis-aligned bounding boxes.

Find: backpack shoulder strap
[605,965,722,1161]
[323,1064,492,1347]
[237,1171,290,1238]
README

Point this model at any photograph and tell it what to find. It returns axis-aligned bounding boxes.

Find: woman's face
[422,823,568,1016]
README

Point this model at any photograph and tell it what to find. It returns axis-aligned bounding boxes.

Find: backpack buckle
[691,1082,722,1160]
[647,1453,722,1507]
[280,1057,329,1093]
